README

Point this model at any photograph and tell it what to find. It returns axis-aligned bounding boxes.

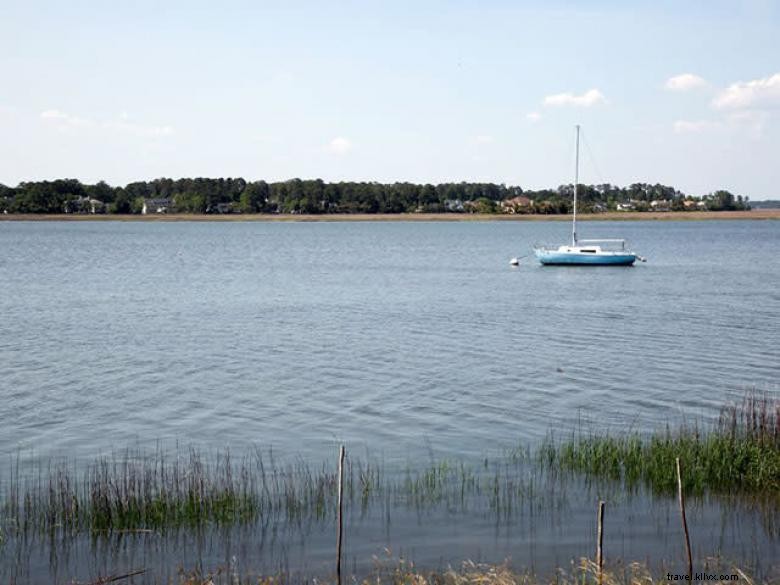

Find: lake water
[1,219,779,582]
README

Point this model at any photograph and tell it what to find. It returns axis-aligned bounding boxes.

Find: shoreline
[1,209,778,222]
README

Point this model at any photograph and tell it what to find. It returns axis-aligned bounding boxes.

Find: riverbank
[175,558,763,585]
[1,210,779,222]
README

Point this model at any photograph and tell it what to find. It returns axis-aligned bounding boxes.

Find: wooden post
[596,500,605,585]
[336,445,346,585]
[676,457,693,580]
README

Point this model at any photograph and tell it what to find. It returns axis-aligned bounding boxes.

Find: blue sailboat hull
[535,250,636,266]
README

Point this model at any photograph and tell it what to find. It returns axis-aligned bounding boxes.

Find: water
[1,219,779,581]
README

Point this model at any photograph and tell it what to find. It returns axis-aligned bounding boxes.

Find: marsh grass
[3,394,777,539]
[172,555,764,585]
[1,446,339,536]
[1,446,563,538]
[539,393,780,496]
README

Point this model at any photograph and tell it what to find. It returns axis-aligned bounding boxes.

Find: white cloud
[665,73,707,91]
[726,110,768,139]
[526,111,541,122]
[474,135,494,144]
[103,119,173,138]
[328,136,352,155]
[712,72,780,109]
[40,109,93,129]
[673,112,767,138]
[673,119,716,133]
[727,110,767,126]
[543,89,606,108]
[41,109,172,138]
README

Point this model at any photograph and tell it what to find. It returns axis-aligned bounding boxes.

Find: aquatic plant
[540,392,780,495]
[0,446,563,537]
[2,394,776,540]
[173,555,765,585]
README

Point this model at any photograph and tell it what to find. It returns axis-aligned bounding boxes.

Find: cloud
[526,111,541,122]
[41,109,173,138]
[103,119,173,138]
[543,89,606,107]
[40,109,93,129]
[328,136,352,155]
[725,110,768,139]
[712,72,780,109]
[665,73,707,91]
[673,112,766,138]
[474,135,494,144]
[673,119,716,133]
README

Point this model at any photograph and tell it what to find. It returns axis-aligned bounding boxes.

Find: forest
[0,178,750,215]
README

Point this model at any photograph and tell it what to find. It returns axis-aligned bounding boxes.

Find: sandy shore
[1,210,778,222]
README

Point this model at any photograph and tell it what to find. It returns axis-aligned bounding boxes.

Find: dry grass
[170,555,771,585]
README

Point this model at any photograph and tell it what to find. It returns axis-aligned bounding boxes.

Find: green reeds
[540,392,780,495]
[3,394,776,537]
[1,446,562,537]
[1,446,344,535]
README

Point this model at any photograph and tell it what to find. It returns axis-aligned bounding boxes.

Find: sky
[0,0,778,198]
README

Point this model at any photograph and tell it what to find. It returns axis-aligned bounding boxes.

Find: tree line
[0,178,750,215]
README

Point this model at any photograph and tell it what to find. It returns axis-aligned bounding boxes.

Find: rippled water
[1,220,777,460]
[1,219,779,582]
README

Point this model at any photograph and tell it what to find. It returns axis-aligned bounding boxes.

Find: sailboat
[534,125,641,266]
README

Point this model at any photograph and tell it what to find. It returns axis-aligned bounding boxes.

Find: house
[142,198,172,214]
[64,196,106,214]
[591,202,607,213]
[206,202,234,214]
[650,199,671,211]
[463,200,487,213]
[683,200,707,210]
[444,199,464,212]
[500,196,533,213]
[616,201,636,211]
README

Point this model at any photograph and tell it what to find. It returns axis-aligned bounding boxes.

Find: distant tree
[0,183,14,212]
[710,190,736,211]
[86,180,117,204]
[12,179,85,213]
[418,184,438,210]
[1,176,754,216]
[472,197,496,214]
[239,181,268,213]
[110,189,133,214]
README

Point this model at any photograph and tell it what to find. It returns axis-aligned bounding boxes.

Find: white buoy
[510,258,519,266]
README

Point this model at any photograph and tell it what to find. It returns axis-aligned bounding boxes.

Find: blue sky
[1,0,778,198]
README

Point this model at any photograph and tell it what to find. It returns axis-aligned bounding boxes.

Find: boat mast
[572,124,579,246]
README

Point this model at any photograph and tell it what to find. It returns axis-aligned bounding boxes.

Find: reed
[174,556,763,585]
[2,395,776,538]
[1,447,563,537]
[540,392,780,496]
[1,446,341,535]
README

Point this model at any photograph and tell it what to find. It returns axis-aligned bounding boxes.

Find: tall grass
[2,394,777,539]
[174,556,763,585]
[540,392,780,495]
[1,446,340,535]
[0,446,562,537]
